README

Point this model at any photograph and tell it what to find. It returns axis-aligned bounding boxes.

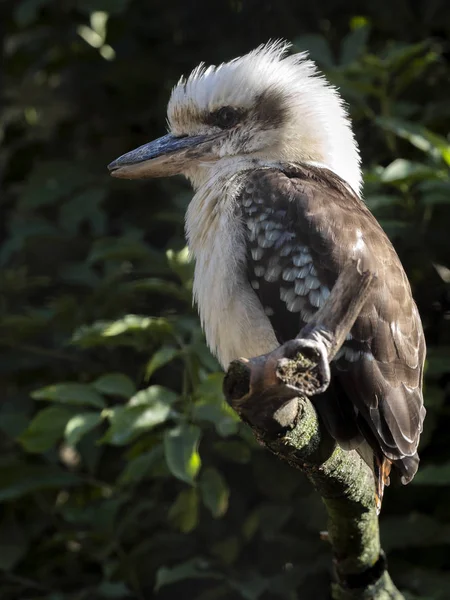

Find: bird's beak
[107,132,220,179]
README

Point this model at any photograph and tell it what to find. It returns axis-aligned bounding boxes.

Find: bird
[108,40,426,509]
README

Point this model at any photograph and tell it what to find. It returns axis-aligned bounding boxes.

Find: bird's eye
[213,106,240,129]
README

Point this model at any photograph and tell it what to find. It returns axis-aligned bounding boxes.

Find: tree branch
[223,262,405,600]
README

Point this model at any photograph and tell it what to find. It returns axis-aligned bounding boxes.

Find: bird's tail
[357,441,391,514]
[374,456,392,515]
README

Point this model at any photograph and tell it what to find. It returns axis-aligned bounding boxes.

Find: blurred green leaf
[145,346,179,380]
[71,315,172,348]
[19,406,76,453]
[164,424,201,484]
[193,403,239,437]
[418,180,450,206]
[166,247,193,283]
[88,237,166,267]
[118,446,164,485]
[200,467,229,518]
[92,373,136,398]
[96,581,133,598]
[168,487,199,533]
[229,572,268,600]
[376,117,450,165]
[129,385,178,406]
[59,188,107,236]
[120,278,189,301]
[365,194,399,211]
[0,218,59,266]
[102,401,174,446]
[293,34,334,68]
[155,558,221,591]
[65,412,104,446]
[14,0,53,27]
[18,161,94,209]
[0,465,80,502]
[340,25,369,65]
[382,41,430,71]
[31,383,105,408]
[381,159,438,183]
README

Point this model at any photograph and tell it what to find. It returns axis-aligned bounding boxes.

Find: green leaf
[71,315,172,348]
[155,558,220,591]
[96,581,133,598]
[293,34,334,68]
[0,218,59,266]
[120,278,188,301]
[166,247,194,283]
[19,406,76,453]
[381,41,430,71]
[418,181,450,206]
[376,117,450,165]
[31,383,105,408]
[229,572,268,600]
[168,488,199,533]
[59,188,106,236]
[193,403,239,437]
[365,194,399,211]
[380,159,438,184]
[340,25,369,66]
[200,467,229,518]
[211,535,241,565]
[0,465,80,502]
[129,385,178,407]
[65,412,104,447]
[102,402,173,446]
[433,263,450,283]
[195,373,225,402]
[164,424,201,484]
[13,0,52,26]
[18,161,93,209]
[145,346,179,380]
[92,373,136,398]
[118,446,164,486]
[88,237,156,264]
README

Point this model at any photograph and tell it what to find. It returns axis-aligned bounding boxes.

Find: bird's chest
[188,189,280,368]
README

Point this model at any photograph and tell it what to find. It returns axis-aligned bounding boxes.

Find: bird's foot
[276,331,331,396]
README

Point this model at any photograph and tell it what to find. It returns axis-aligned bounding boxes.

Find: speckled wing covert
[239,165,426,484]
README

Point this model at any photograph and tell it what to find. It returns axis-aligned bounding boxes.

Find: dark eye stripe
[211,106,241,129]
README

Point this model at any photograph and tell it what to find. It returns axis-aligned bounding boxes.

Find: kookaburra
[108,41,426,507]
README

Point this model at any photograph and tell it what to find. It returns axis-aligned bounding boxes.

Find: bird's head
[108,41,362,194]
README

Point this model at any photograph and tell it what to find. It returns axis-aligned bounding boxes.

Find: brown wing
[240,165,426,482]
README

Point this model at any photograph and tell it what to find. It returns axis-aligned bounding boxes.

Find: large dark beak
[108,132,220,179]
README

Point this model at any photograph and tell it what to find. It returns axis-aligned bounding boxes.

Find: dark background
[1,1,450,598]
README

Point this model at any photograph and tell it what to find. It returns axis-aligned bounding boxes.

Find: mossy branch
[223,262,405,600]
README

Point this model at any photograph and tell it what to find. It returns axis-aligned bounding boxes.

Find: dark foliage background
[1,0,450,598]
